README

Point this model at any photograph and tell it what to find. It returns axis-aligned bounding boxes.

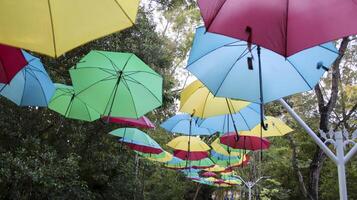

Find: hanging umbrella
[211,138,245,156]
[197,103,261,134]
[0,1,140,57]
[228,155,250,169]
[109,128,163,154]
[102,115,155,129]
[135,151,173,163]
[167,136,210,152]
[187,26,338,104]
[70,51,162,119]
[204,165,226,172]
[0,51,55,106]
[0,44,28,84]
[220,133,270,151]
[165,158,215,170]
[240,116,293,137]
[198,0,357,57]
[180,80,250,118]
[174,150,209,161]
[161,114,214,136]
[48,84,100,122]
[202,171,217,178]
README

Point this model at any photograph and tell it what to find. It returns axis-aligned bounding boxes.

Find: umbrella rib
[120,78,139,117]
[19,70,27,105]
[70,66,116,76]
[318,44,340,54]
[95,51,121,71]
[204,0,228,31]
[26,68,51,104]
[123,77,162,104]
[214,46,254,96]
[187,41,241,68]
[113,0,136,25]
[285,59,313,90]
[47,0,58,56]
[124,70,161,77]
[201,91,211,118]
[75,76,116,96]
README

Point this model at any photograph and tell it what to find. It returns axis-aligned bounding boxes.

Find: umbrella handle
[261,121,269,131]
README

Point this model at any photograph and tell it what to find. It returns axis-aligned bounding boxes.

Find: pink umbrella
[0,44,28,84]
[102,116,155,129]
[174,150,209,161]
[202,171,217,178]
[220,133,270,151]
[198,0,357,57]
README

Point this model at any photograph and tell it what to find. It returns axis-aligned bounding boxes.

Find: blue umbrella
[161,114,215,136]
[197,103,261,134]
[187,26,338,129]
[0,50,55,106]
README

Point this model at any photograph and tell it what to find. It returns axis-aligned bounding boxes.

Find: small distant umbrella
[0,44,27,84]
[161,114,214,136]
[202,171,217,178]
[220,133,270,151]
[0,50,55,106]
[109,128,162,154]
[49,84,100,122]
[239,116,293,137]
[211,138,245,157]
[102,116,155,129]
[167,136,210,152]
[174,150,209,161]
[70,51,162,119]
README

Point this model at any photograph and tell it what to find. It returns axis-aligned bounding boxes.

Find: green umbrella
[165,158,214,169]
[69,51,163,118]
[48,83,100,121]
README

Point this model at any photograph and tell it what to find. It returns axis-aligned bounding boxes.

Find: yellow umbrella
[167,136,210,151]
[211,138,245,156]
[205,177,218,182]
[136,151,173,163]
[204,165,226,172]
[0,0,139,57]
[180,80,250,118]
[240,116,293,137]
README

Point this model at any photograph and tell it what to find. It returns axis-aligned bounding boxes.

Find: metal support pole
[345,144,357,164]
[336,132,348,200]
[278,99,338,164]
[248,185,252,200]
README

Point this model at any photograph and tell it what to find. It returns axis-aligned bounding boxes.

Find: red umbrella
[220,133,270,151]
[174,150,209,160]
[198,0,357,57]
[202,171,217,177]
[124,143,163,154]
[102,116,155,129]
[0,44,28,83]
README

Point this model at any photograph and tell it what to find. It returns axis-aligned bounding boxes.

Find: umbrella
[161,114,214,136]
[0,51,55,106]
[204,165,226,172]
[187,26,338,104]
[228,155,250,169]
[174,150,209,161]
[167,136,210,152]
[198,0,357,57]
[180,80,250,118]
[0,1,140,57]
[102,116,155,129]
[0,44,27,84]
[211,138,245,156]
[109,128,162,154]
[202,171,217,178]
[165,158,215,170]
[240,116,293,137]
[197,103,261,134]
[135,151,173,163]
[220,133,270,151]
[48,84,100,122]
[70,51,162,119]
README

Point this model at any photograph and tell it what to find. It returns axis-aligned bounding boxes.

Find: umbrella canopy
[240,116,293,137]
[211,138,245,156]
[0,51,55,106]
[165,158,215,170]
[197,103,261,134]
[0,1,140,57]
[161,114,214,136]
[174,150,209,161]
[204,165,226,172]
[186,26,338,104]
[48,84,100,122]
[136,151,173,163]
[198,0,357,57]
[228,155,250,169]
[0,44,28,84]
[212,156,243,168]
[102,116,155,129]
[220,133,270,151]
[70,51,162,119]
[167,136,210,152]
[210,150,240,161]
[109,128,162,154]
[202,171,217,178]
[180,80,249,118]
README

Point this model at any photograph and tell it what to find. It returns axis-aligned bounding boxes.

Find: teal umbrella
[69,51,162,118]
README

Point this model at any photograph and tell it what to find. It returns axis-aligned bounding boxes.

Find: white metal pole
[248,185,252,200]
[336,132,348,200]
[278,99,338,164]
[345,144,357,164]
